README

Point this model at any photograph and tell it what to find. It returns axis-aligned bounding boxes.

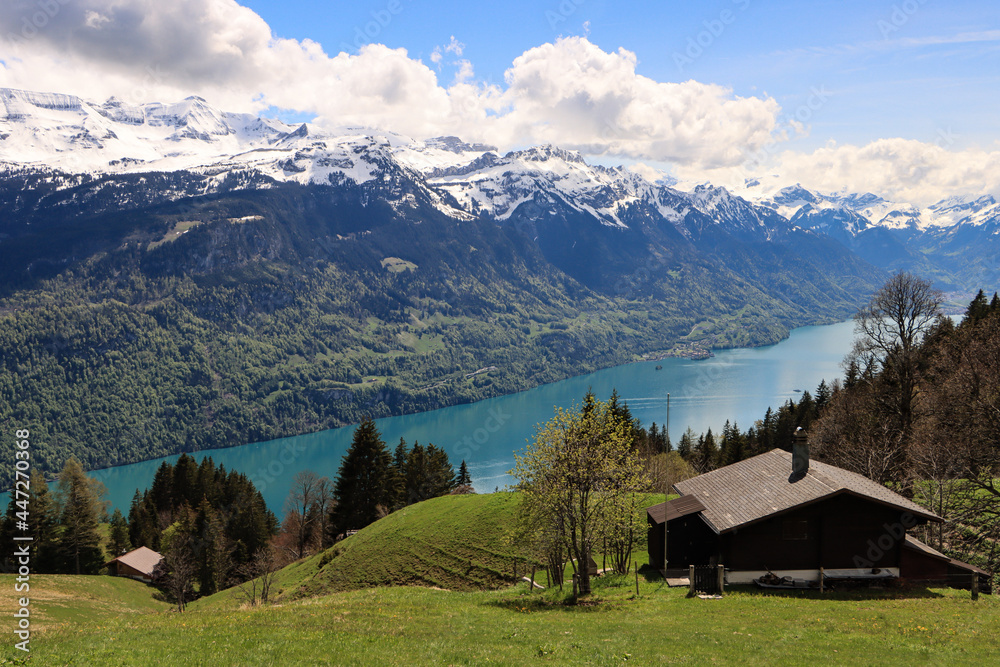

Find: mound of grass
[277,493,530,601]
[194,491,659,609]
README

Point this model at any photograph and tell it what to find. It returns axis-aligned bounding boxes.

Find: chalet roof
[903,534,949,561]
[669,449,941,534]
[904,535,990,576]
[105,546,163,576]
[647,495,706,525]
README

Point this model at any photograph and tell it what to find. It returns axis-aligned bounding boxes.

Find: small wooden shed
[105,546,163,583]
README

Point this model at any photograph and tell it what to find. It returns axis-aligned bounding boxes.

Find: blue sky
[238,0,1000,152]
[1,0,998,202]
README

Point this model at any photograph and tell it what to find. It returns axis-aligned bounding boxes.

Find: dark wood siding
[648,514,720,569]
[900,546,949,582]
[724,494,911,571]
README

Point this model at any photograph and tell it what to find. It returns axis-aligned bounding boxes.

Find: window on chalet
[782,519,809,540]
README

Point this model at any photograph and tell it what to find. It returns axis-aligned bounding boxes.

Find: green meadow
[2,494,997,666]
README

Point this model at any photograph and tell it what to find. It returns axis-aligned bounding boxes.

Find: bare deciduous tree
[233,546,279,607]
[850,271,943,434]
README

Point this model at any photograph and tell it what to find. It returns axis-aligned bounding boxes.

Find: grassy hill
[196,492,660,606]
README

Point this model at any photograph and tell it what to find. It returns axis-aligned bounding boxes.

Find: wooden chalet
[647,436,991,588]
[105,546,163,583]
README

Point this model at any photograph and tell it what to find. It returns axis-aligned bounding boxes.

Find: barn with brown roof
[105,546,163,583]
[647,435,990,588]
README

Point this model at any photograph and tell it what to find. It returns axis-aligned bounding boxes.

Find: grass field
[2,494,998,665]
[2,574,997,665]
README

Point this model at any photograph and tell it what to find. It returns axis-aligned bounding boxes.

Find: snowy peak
[747,181,1000,237]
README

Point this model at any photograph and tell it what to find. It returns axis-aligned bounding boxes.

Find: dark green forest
[0,177,882,484]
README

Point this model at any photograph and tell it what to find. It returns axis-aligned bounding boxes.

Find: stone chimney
[792,427,809,476]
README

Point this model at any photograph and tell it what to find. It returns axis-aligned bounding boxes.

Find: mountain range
[2,87,995,295]
[0,87,993,476]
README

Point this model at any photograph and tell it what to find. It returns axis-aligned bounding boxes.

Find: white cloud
[4,0,990,203]
[772,139,1000,206]
[672,138,1000,207]
[491,37,780,168]
[0,1,783,168]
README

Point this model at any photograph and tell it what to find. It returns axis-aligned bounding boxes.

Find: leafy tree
[330,418,395,535]
[513,391,648,596]
[156,513,198,612]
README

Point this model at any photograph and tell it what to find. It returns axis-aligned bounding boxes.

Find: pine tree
[815,380,832,412]
[457,460,472,487]
[677,427,696,460]
[1,472,59,573]
[425,444,457,497]
[967,289,990,322]
[56,458,106,574]
[990,292,1000,313]
[390,437,409,508]
[197,498,231,597]
[108,508,132,557]
[330,418,394,534]
[127,490,158,550]
[696,428,718,471]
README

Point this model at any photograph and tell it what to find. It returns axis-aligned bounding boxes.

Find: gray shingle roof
[670,449,941,534]
[106,546,163,576]
[647,495,706,525]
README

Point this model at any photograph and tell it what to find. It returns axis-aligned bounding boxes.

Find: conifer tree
[56,457,107,574]
[108,508,132,557]
[696,428,718,472]
[456,460,472,487]
[967,289,990,322]
[330,418,394,534]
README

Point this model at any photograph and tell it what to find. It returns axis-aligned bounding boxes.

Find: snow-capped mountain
[748,180,1000,237]
[1,87,997,293]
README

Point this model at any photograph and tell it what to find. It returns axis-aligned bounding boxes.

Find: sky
[1,0,999,203]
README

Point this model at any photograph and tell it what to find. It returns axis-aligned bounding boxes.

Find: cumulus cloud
[0,0,783,168]
[672,138,1000,207]
[492,38,779,167]
[772,139,1000,206]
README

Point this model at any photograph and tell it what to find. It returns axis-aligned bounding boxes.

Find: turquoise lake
[62,319,859,517]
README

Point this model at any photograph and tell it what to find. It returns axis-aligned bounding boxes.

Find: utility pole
[664,392,669,574]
